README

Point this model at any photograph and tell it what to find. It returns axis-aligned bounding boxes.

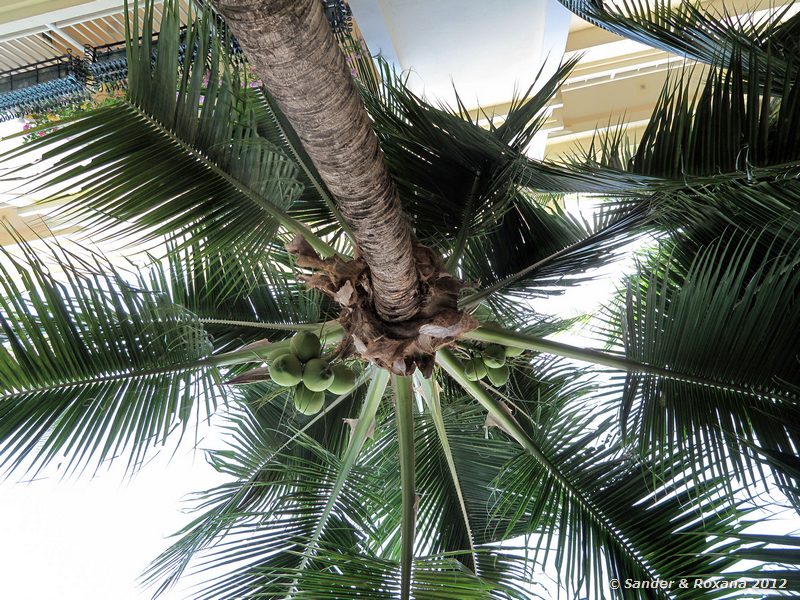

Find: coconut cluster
[464,343,524,386]
[268,331,358,416]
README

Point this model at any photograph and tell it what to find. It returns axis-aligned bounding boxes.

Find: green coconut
[266,346,293,365]
[302,358,335,392]
[294,384,325,415]
[290,331,322,362]
[486,364,510,387]
[328,363,357,395]
[268,353,303,387]
[504,345,525,357]
[482,344,507,368]
[464,358,488,381]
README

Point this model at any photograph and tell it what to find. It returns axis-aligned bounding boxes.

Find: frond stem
[464,325,777,400]
[198,318,327,331]
[287,368,390,597]
[415,374,477,570]
[459,234,599,309]
[393,374,416,600]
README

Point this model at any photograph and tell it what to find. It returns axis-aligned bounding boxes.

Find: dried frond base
[288,236,477,376]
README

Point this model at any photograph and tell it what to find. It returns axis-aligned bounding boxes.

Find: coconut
[486,364,510,387]
[464,358,488,381]
[482,344,507,368]
[268,353,303,387]
[290,331,322,362]
[302,358,335,392]
[504,345,525,357]
[267,347,293,365]
[294,384,325,415]
[328,363,357,395]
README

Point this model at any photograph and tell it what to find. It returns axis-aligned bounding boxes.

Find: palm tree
[1,0,799,597]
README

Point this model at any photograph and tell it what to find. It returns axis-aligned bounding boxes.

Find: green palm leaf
[144,371,387,597]
[439,348,800,598]
[357,57,655,255]
[142,373,370,596]
[0,236,220,477]
[651,181,800,278]
[495,442,788,599]
[625,50,800,178]
[459,195,650,312]
[145,372,536,598]
[152,240,332,350]
[557,0,796,84]
[613,232,800,498]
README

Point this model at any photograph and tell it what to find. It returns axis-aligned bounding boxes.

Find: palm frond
[392,375,415,600]
[0,235,221,477]
[414,375,479,571]
[151,240,333,350]
[198,544,538,600]
[382,357,598,589]
[655,181,800,272]
[439,348,800,598]
[145,370,536,598]
[144,370,387,597]
[557,0,797,83]
[625,50,800,178]
[357,57,656,255]
[459,194,650,312]
[494,439,797,599]
[610,231,800,499]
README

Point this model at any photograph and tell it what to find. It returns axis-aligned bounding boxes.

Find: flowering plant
[22,87,125,142]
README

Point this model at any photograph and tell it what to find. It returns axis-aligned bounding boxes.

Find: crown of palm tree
[1,0,799,598]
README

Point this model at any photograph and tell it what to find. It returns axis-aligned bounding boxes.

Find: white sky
[0,427,227,599]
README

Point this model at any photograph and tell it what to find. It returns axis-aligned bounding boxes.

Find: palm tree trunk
[215,0,420,322]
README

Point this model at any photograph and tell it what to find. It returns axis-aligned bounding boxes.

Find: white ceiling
[349,0,572,111]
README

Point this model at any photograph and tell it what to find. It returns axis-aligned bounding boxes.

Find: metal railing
[0,0,354,122]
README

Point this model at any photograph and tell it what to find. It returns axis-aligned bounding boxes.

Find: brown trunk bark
[216,0,420,322]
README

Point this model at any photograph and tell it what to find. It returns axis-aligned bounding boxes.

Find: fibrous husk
[288,236,477,376]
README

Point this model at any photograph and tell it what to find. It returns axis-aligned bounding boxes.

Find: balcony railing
[0,0,355,122]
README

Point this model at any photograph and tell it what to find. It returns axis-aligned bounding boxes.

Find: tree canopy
[1,0,800,597]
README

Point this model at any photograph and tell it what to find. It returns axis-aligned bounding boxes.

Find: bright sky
[0,434,227,600]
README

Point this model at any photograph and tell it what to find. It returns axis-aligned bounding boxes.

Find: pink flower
[22,123,31,131]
